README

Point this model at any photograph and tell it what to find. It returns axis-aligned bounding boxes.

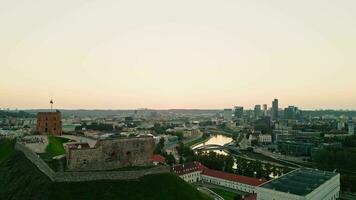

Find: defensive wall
[15,142,170,182]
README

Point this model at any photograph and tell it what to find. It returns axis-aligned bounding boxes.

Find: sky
[0,0,356,110]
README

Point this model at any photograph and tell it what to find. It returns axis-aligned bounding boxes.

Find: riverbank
[185,135,212,148]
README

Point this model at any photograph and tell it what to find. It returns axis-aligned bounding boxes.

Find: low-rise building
[172,162,266,193]
[172,162,202,183]
[151,154,166,165]
[256,168,340,200]
[201,167,266,193]
[258,134,272,144]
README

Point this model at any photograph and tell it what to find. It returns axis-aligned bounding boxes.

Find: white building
[171,162,202,183]
[201,167,265,193]
[223,109,233,122]
[337,121,345,131]
[258,134,272,144]
[172,162,266,193]
[256,169,340,200]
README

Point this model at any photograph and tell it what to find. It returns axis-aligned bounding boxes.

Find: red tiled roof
[171,162,201,175]
[202,168,266,186]
[194,161,209,171]
[151,154,166,163]
[243,193,257,200]
[171,161,266,187]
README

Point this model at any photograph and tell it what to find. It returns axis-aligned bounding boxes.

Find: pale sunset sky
[0,0,355,110]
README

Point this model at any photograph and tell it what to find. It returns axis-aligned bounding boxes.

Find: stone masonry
[36,111,62,136]
[66,136,155,171]
[16,142,169,182]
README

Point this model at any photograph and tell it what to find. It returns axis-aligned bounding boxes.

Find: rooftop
[202,167,266,186]
[260,168,338,196]
[171,162,200,176]
[172,162,266,186]
[151,154,166,164]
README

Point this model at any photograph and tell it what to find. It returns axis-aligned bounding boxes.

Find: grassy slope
[209,188,237,200]
[50,174,211,200]
[0,139,15,164]
[46,136,69,157]
[0,139,211,200]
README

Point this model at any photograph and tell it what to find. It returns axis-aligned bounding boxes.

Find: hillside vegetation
[46,136,69,157]
[0,139,211,200]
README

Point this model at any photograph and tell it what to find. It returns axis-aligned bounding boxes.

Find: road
[254,147,311,167]
[197,187,224,200]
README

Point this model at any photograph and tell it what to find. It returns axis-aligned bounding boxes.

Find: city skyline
[1,0,356,110]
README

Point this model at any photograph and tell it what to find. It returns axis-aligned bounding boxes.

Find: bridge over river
[192,144,241,154]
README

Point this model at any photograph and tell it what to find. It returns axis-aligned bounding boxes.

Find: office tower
[349,121,354,135]
[272,99,279,121]
[284,106,299,119]
[234,106,244,119]
[223,109,233,122]
[263,104,268,116]
[254,105,262,119]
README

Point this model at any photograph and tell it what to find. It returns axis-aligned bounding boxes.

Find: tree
[166,154,176,166]
[154,138,165,155]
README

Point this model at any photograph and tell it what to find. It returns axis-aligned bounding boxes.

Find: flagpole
[50,98,53,111]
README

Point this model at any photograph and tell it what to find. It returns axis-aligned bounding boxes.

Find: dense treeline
[0,110,35,118]
[150,123,174,135]
[292,124,333,132]
[324,135,356,148]
[194,151,235,173]
[341,174,356,193]
[234,157,289,180]
[75,122,114,131]
[183,148,290,180]
[313,147,356,173]
[303,110,356,118]
[313,147,356,192]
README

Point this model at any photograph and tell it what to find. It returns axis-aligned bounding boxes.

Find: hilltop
[0,139,211,200]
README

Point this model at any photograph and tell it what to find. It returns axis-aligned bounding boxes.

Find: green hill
[0,139,211,200]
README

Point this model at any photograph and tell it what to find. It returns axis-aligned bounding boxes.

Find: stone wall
[67,136,155,171]
[54,166,170,182]
[15,143,56,181]
[16,142,170,182]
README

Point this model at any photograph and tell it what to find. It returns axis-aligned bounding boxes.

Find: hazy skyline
[1,0,356,110]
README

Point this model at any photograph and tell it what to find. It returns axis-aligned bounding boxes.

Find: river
[192,134,233,155]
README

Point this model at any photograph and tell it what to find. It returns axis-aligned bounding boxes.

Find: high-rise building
[284,106,300,119]
[337,121,345,131]
[349,121,354,135]
[234,106,244,119]
[36,110,62,136]
[223,109,233,122]
[262,104,268,116]
[254,105,262,119]
[272,99,279,121]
